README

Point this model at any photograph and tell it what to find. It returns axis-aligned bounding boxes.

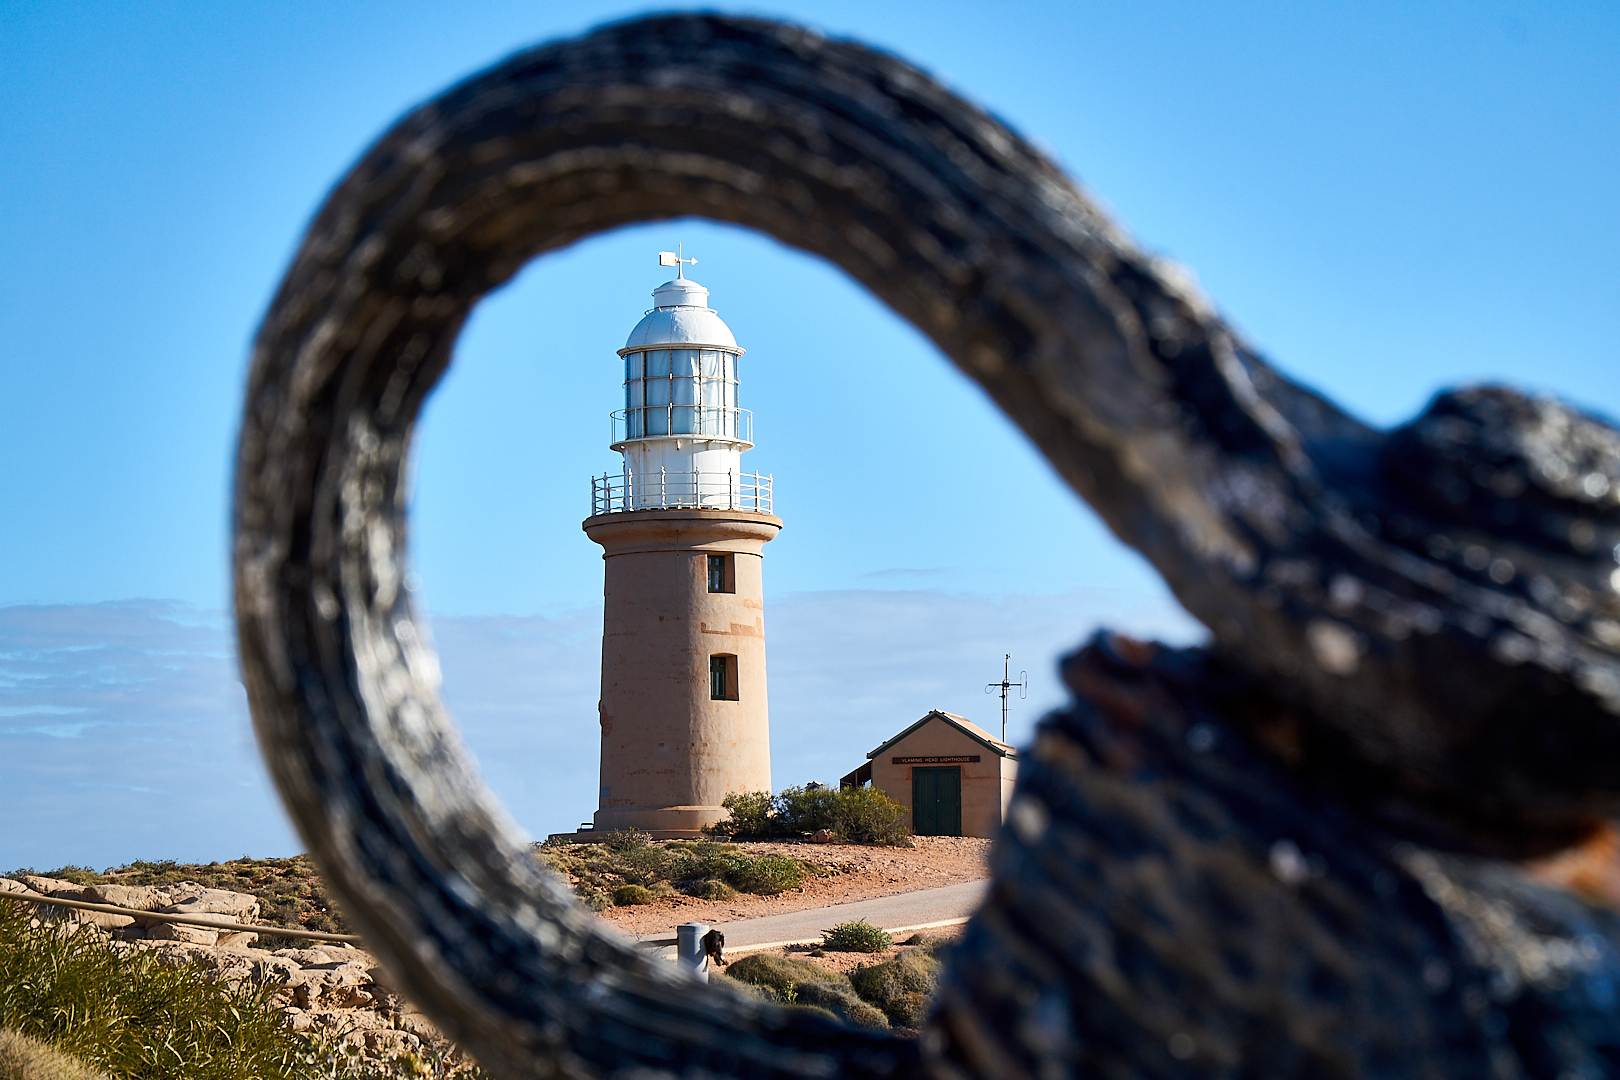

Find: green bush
[849,951,941,1027]
[791,983,888,1028]
[599,831,670,886]
[706,792,779,838]
[537,839,813,902]
[823,919,893,953]
[612,884,655,906]
[666,845,811,897]
[728,855,805,895]
[725,953,833,995]
[690,878,737,901]
[0,900,311,1080]
[602,828,653,852]
[773,786,839,833]
[722,955,886,1028]
[826,786,912,847]
[709,786,912,846]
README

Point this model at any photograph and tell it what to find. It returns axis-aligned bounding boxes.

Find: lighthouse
[582,254,782,837]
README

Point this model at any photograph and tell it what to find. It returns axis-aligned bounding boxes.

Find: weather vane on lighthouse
[658,246,697,273]
[570,250,784,838]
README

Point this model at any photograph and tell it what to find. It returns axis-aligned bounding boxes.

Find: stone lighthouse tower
[582,255,782,837]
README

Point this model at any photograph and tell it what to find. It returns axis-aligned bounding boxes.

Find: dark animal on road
[704,929,726,969]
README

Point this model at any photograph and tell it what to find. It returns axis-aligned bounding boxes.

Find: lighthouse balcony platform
[591,468,773,515]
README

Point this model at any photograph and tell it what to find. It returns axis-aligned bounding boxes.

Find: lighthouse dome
[623,277,740,351]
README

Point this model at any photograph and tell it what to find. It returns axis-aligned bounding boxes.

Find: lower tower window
[709,654,738,700]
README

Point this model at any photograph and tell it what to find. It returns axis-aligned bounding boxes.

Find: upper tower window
[707,553,734,593]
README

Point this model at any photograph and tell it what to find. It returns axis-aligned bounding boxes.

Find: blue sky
[1,0,1615,869]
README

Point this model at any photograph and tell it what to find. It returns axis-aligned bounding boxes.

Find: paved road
[637,879,989,955]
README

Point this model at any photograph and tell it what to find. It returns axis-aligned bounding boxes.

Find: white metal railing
[611,406,753,446]
[591,469,774,515]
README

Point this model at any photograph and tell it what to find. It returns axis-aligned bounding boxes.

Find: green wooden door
[911,766,962,836]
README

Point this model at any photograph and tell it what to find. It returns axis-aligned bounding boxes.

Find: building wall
[584,509,781,834]
[868,719,1017,839]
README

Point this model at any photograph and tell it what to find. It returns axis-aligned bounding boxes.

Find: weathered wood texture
[232,13,1620,1080]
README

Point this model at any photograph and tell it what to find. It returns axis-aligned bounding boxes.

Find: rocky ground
[1,839,990,1072]
[2,873,468,1075]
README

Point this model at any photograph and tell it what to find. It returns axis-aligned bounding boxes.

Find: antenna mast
[984,653,1028,743]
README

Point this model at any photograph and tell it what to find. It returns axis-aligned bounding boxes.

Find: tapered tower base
[584,508,782,835]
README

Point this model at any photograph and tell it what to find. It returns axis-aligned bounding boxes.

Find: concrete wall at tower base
[593,804,731,835]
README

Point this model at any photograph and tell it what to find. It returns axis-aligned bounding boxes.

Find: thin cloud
[1,590,1202,869]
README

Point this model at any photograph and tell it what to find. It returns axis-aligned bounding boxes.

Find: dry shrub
[850,950,941,1027]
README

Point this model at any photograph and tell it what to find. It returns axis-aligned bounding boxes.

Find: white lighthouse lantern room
[596,254,767,512]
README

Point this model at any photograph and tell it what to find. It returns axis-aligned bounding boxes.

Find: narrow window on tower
[706,552,734,593]
[710,654,738,700]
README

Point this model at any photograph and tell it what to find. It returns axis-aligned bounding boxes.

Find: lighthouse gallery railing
[609,406,752,446]
[591,468,773,515]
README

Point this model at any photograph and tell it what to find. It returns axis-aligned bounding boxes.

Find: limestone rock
[68,910,134,931]
[159,886,259,921]
[6,877,131,931]
[396,1012,441,1041]
[17,876,86,899]
[82,884,162,911]
[147,922,219,946]
[365,1029,420,1055]
[274,945,358,966]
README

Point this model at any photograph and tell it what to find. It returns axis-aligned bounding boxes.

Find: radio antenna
[984,653,1028,743]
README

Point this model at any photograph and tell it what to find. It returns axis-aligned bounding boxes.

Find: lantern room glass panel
[620,346,744,443]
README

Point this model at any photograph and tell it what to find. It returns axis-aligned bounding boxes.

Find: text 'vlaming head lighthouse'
[582,253,782,837]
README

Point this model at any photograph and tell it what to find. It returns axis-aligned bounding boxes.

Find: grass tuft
[0,1027,111,1080]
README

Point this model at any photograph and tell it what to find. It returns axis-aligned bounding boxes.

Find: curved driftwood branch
[234,12,1620,1080]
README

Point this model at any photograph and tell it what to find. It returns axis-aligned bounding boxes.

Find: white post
[676,922,710,982]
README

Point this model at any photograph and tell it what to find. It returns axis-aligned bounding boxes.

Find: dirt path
[591,836,993,938]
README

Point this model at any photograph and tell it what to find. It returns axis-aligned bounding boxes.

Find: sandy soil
[591,836,992,938]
